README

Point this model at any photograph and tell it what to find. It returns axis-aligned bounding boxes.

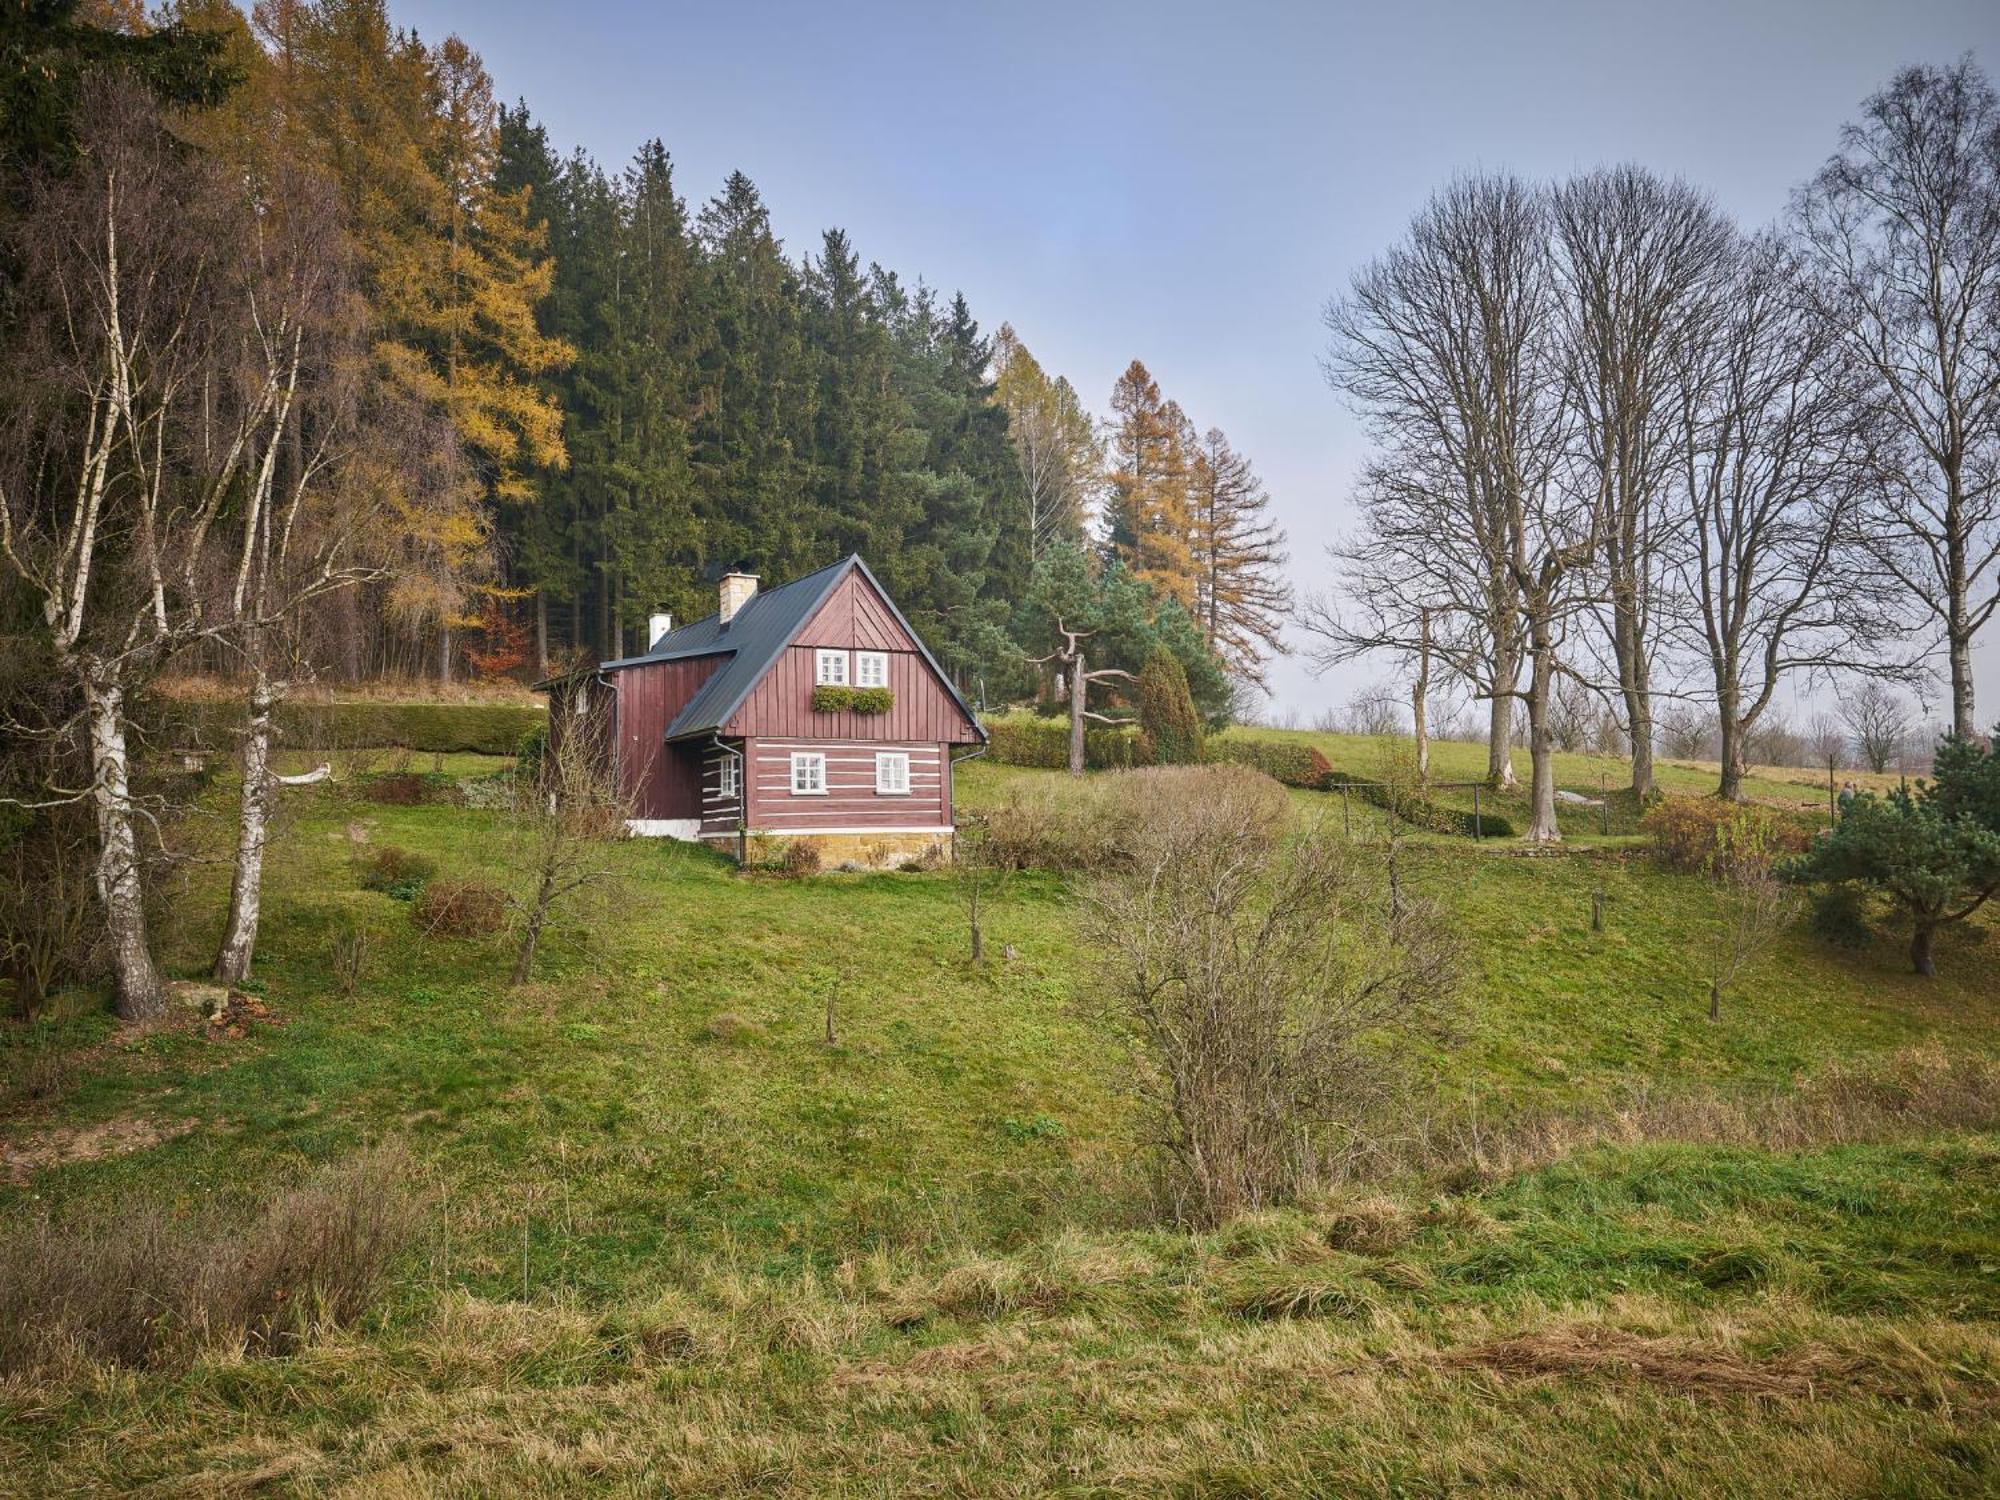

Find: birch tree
[0,84,241,1019]
[1795,58,2000,739]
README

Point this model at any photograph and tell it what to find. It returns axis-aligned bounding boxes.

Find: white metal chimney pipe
[647,611,673,649]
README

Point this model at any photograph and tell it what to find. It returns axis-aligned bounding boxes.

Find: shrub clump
[1136,650,1204,765]
[1642,798,1809,874]
[1207,736,1332,789]
[1808,884,1875,948]
[357,845,437,899]
[412,878,508,937]
[0,1143,421,1377]
[360,770,463,807]
[983,716,1149,771]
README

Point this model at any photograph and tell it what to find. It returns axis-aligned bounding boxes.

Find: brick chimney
[719,572,759,624]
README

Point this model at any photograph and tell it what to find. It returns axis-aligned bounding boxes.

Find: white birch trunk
[215,667,275,984]
[85,669,165,1019]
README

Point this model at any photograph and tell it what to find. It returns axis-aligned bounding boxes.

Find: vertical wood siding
[727,573,978,744]
[613,656,723,818]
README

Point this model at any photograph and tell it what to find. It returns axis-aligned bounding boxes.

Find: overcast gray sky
[399,0,2000,727]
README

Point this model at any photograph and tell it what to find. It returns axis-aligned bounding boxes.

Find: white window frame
[875,751,910,795]
[815,649,849,685]
[855,650,889,688]
[718,756,740,800]
[790,752,827,796]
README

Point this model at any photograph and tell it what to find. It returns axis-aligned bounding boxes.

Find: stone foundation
[708,830,953,871]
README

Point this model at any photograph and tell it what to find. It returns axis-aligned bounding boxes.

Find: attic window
[815,649,849,686]
[856,651,888,688]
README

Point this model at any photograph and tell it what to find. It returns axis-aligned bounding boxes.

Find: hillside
[2,749,1996,1495]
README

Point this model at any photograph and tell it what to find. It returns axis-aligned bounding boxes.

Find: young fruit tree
[506,716,635,985]
[1700,809,1800,1020]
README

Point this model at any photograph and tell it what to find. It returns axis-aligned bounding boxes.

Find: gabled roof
[583,554,984,743]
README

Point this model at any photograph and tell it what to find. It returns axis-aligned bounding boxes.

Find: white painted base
[625,818,701,840]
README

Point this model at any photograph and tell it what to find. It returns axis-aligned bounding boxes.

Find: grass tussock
[0,1142,421,1378]
[411,878,507,937]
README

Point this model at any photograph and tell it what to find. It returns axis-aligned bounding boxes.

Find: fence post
[1599,772,1609,836]
[1341,784,1351,838]
[1473,783,1482,840]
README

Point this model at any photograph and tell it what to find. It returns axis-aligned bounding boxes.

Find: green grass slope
[1,760,1996,1496]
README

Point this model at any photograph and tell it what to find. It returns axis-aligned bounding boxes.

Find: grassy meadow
[2,730,1997,1496]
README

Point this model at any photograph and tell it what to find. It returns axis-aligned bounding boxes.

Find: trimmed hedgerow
[811,685,893,715]
[168,700,545,755]
[984,716,1151,771]
[1206,737,1332,789]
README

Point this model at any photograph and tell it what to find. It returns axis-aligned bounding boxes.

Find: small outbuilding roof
[574,554,983,742]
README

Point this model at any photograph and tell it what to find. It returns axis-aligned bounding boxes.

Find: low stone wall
[714,830,952,871]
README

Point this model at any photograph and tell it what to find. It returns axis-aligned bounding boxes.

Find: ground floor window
[790,752,826,795]
[719,756,740,799]
[875,751,909,794]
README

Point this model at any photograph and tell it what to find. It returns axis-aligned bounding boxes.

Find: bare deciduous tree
[1796,57,2000,739]
[1841,679,1910,773]
[1325,177,1594,839]
[0,85,246,1019]
[1552,167,1737,797]
[1668,232,1896,799]
[1030,620,1134,777]
[1080,767,1458,1224]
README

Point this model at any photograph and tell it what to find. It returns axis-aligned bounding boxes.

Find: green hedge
[1321,767,1516,839]
[984,716,1150,770]
[1206,737,1332,789]
[165,699,545,755]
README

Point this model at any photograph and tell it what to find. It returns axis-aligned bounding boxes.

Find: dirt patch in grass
[1436,1325,1862,1400]
[0,1115,198,1185]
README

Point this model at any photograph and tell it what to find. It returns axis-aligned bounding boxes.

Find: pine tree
[1189,425,1290,685]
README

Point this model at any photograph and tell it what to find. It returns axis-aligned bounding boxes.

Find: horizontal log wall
[742,737,951,834]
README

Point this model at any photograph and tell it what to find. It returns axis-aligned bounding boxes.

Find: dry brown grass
[0,1141,421,1377]
[411,879,507,938]
[1336,1044,2000,1189]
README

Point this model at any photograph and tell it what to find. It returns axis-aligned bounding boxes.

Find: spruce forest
[1,0,1287,704]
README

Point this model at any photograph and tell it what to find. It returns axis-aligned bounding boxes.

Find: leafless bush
[1080,772,1459,1225]
[0,1142,422,1378]
[1548,676,1597,753]
[979,764,1290,875]
[331,921,369,996]
[412,879,508,938]
[1657,701,1718,760]
[0,812,97,1020]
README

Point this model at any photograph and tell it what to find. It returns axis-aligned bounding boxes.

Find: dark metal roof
[582,554,985,743]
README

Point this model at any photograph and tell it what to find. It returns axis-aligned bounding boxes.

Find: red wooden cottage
[541,556,986,866]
